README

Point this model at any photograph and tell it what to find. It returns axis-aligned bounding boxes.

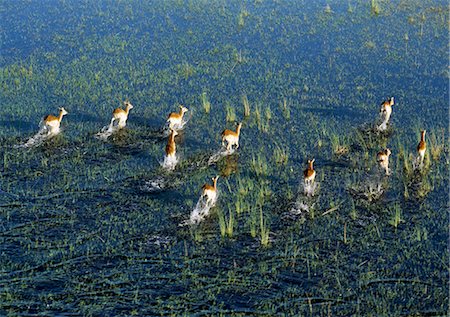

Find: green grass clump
[259,206,270,247]
[273,144,289,166]
[251,153,269,177]
[201,92,211,114]
[388,203,403,229]
[225,103,236,122]
[280,97,290,120]
[242,94,250,117]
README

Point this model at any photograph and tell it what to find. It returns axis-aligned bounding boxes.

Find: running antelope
[111,100,133,128]
[43,107,68,134]
[165,129,178,159]
[380,97,395,124]
[167,105,188,130]
[417,130,426,167]
[222,122,242,151]
[303,159,316,184]
[201,176,219,206]
[376,148,392,175]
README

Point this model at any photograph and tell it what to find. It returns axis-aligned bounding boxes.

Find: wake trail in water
[15,127,60,149]
[208,148,236,165]
[95,123,120,141]
[282,180,319,220]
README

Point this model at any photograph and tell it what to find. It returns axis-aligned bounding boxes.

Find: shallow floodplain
[0,1,448,316]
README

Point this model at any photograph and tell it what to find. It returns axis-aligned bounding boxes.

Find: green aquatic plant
[371,0,380,15]
[279,97,290,120]
[225,103,236,122]
[217,205,235,238]
[237,8,249,30]
[200,92,211,114]
[259,205,270,247]
[242,94,250,117]
[330,132,350,157]
[388,203,403,229]
[251,153,269,177]
[273,144,289,166]
[428,129,445,162]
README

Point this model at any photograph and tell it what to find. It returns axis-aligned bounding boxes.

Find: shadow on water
[0,120,34,132]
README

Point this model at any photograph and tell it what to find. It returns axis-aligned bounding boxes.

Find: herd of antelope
[38,96,426,213]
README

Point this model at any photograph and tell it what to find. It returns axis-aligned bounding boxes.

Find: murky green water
[1,1,448,316]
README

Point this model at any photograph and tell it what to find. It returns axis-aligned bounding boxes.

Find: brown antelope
[417,130,426,166]
[43,107,68,134]
[303,159,316,184]
[167,105,188,130]
[111,100,133,128]
[201,176,219,205]
[165,129,178,159]
[222,122,242,151]
[379,96,395,124]
[376,148,392,175]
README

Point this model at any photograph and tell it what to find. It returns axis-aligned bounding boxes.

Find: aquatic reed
[201,92,211,114]
[242,94,250,117]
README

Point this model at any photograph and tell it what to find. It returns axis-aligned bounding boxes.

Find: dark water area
[0,0,449,316]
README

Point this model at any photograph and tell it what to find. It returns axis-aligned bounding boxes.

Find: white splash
[140,176,167,193]
[95,122,121,141]
[208,147,235,165]
[163,117,190,136]
[413,154,425,171]
[181,194,218,226]
[15,126,60,148]
[161,154,178,171]
[303,180,318,197]
[376,120,388,132]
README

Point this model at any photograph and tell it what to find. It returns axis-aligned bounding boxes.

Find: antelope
[167,105,188,130]
[376,148,392,175]
[165,129,178,159]
[379,96,395,123]
[417,130,426,166]
[222,122,242,151]
[111,100,133,129]
[201,176,219,206]
[303,159,316,184]
[43,107,68,134]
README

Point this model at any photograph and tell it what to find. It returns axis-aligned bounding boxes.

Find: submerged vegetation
[0,0,448,316]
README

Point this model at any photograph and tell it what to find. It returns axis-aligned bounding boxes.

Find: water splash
[140,176,168,193]
[95,122,120,141]
[303,180,318,197]
[376,120,388,132]
[161,155,178,171]
[349,179,384,202]
[208,147,236,165]
[164,116,190,136]
[180,194,218,226]
[15,126,60,148]
[412,155,424,171]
